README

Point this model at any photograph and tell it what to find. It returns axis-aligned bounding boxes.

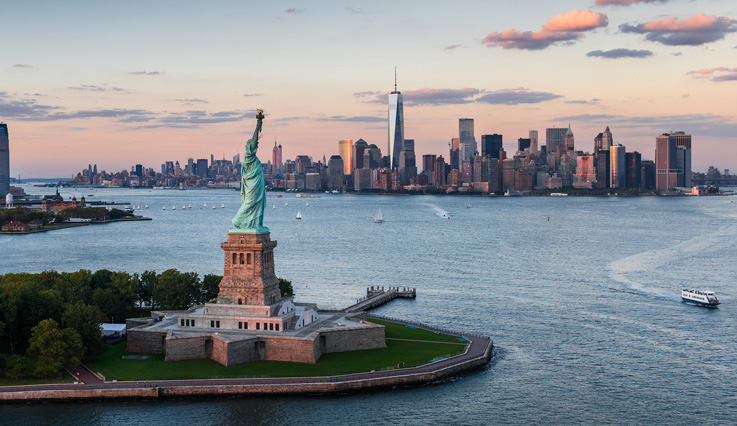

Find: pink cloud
[620,14,737,45]
[484,9,606,50]
[686,67,737,82]
[483,29,582,50]
[543,10,609,32]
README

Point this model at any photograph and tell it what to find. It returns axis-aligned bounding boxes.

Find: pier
[344,286,416,312]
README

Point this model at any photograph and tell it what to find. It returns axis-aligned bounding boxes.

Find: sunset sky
[1,0,736,178]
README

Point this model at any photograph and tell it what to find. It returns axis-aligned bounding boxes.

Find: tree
[279,278,294,298]
[91,272,136,322]
[4,355,30,379]
[199,274,222,305]
[62,302,107,359]
[137,270,157,308]
[153,269,199,310]
[27,319,84,378]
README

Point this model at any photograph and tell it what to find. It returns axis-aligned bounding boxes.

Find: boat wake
[607,224,736,300]
[423,203,450,219]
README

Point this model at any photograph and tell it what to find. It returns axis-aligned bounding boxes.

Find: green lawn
[89,338,464,382]
[368,318,468,343]
[0,375,75,387]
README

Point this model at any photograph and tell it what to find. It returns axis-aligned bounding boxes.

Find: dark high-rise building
[398,139,416,184]
[517,138,531,153]
[352,139,368,170]
[388,71,404,170]
[459,119,476,164]
[135,164,144,177]
[0,123,9,197]
[295,155,312,174]
[433,156,446,187]
[656,132,692,189]
[367,144,382,169]
[422,154,436,173]
[196,159,208,178]
[450,137,460,169]
[481,134,503,159]
[546,128,567,155]
[626,151,642,189]
[596,150,610,189]
[165,161,174,175]
[641,160,656,189]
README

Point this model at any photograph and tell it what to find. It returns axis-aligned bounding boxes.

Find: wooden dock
[344,286,416,312]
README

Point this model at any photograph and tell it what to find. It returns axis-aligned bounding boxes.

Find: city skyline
[1,0,736,177]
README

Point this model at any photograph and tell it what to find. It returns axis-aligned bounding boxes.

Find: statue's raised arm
[231,109,269,234]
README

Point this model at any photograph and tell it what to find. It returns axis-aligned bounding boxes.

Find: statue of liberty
[231,109,268,234]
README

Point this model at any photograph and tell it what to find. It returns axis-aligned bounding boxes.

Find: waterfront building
[529,130,539,156]
[656,132,692,189]
[305,173,321,192]
[546,128,567,156]
[448,169,461,187]
[422,154,436,173]
[354,168,372,191]
[596,150,610,189]
[459,119,476,165]
[367,144,382,169]
[352,139,368,171]
[642,160,656,189]
[610,144,626,188]
[481,134,503,159]
[565,124,575,151]
[196,159,208,178]
[398,145,417,185]
[574,155,596,188]
[626,152,642,189]
[517,138,531,153]
[338,140,353,175]
[388,72,404,169]
[433,156,446,187]
[450,137,460,170]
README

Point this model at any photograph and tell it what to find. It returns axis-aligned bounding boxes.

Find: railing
[368,314,489,340]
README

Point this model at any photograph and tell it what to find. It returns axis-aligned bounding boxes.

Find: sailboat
[221,204,225,208]
[162,206,166,210]
[203,202,207,207]
[305,202,309,206]
[374,209,385,223]
[145,205,148,209]
[285,202,288,206]
[182,204,186,210]
[273,205,276,209]
[172,205,176,210]
[465,202,471,208]
[296,211,302,220]
[212,205,216,209]
[188,204,192,209]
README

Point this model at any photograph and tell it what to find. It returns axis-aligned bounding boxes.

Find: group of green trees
[0,269,295,381]
[56,207,132,221]
[0,208,54,225]
[0,269,219,380]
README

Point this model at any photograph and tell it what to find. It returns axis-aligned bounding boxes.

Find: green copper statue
[230,109,268,234]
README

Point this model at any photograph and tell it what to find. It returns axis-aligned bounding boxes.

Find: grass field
[89,323,466,381]
[368,318,468,343]
[0,375,75,387]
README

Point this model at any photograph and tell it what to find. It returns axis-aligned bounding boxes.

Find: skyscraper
[626,151,642,189]
[196,158,208,178]
[656,132,692,189]
[546,128,567,155]
[327,155,344,190]
[388,70,404,169]
[481,134,503,159]
[352,139,368,171]
[602,126,613,150]
[529,130,539,156]
[338,139,353,175]
[565,124,574,151]
[459,119,475,165]
[610,144,626,188]
[422,154,436,173]
[450,137,460,169]
[0,124,9,197]
[272,140,282,173]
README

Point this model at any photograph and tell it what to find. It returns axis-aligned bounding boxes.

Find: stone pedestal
[218,232,281,306]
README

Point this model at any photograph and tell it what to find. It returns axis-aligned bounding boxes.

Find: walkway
[0,317,492,400]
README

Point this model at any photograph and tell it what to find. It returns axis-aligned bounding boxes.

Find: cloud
[129,124,200,130]
[173,98,209,104]
[30,109,154,121]
[285,8,303,13]
[69,85,106,92]
[587,48,654,58]
[596,0,670,5]
[444,44,464,51]
[158,111,248,124]
[12,64,33,68]
[345,6,364,14]
[620,13,737,46]
[0,96,61,118]
[551,112,737,138]
[543,10,609,32]
[565,100,591,104]
[686,67,737,82]
[483,9,607,50]
[353,90,382,98]
[476,88,563,105]
[128,71,161,75]
[317,115,384,123]
[403,88,482,105]
[243,93,263,97]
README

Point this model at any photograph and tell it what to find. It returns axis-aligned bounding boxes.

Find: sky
[1,0,736,178]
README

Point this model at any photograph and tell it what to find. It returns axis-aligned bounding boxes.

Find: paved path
[0,319,492,397]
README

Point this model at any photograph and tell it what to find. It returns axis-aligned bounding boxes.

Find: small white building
[101,323,127,341]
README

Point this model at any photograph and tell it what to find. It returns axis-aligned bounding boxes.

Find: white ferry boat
[681,289,720,307]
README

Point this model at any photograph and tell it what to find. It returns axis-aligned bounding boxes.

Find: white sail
[296,211,302,219]
[374,209,384,223]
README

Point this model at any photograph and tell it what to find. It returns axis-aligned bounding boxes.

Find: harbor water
[1,186,736,425]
